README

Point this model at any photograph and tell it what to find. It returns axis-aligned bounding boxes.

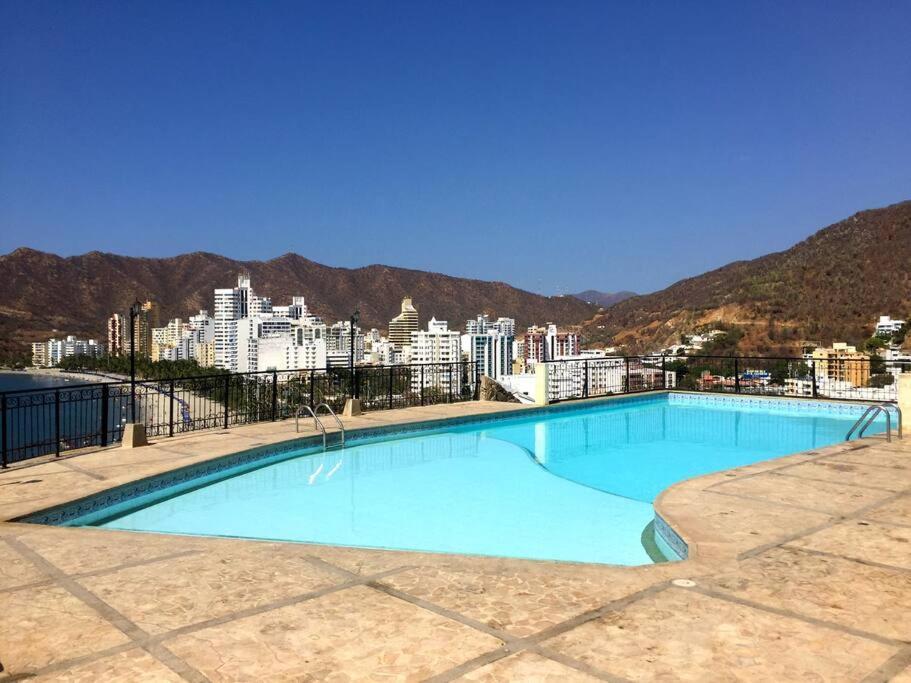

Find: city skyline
[2,3,909,294]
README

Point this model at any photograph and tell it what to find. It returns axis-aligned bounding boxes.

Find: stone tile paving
[0,398,908,681]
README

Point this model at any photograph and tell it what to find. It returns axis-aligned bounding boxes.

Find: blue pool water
[81,394,884,565]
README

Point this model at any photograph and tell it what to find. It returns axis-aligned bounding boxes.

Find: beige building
[194,341,216,368]
[389,297,419,349]
[812,342,870,387]
[107,313,125,356]
[31,342,48,367]
[124,301,160,359]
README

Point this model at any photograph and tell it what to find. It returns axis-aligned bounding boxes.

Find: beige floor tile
[15,526,206,575]
[864,494,911,527]
[0,538,47,589]
[165,585,503,682]
[31,648,184,682]
[705,546,911,640]
[77,543,344,634]
[788,520,911,570]
[658,486,833,557]
[780,459,908,492]
[543,587,896,682]
[461,651,599,681]
[707,471,889,515]
[0,585,131,673]
[381,563,656,637]
[822,448,911,471]
[303,543,420,576]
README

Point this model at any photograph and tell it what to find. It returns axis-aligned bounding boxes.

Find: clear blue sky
[1,2,909,295]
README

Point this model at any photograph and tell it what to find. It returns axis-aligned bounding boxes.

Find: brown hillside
[0,250,597,358]
[585,200,911,354]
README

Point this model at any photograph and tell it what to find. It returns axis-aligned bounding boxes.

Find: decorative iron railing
[0,361,479,466]
[541,355,909,404]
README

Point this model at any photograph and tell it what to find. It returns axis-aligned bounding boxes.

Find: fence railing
[543,355,910,404]
[0,361,479,466]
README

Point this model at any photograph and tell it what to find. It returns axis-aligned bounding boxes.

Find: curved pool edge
[9,391,889,572]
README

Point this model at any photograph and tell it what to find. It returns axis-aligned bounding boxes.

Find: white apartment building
[236,316,293,373]
[33,336,102,367]
[461,315,516,380]
[326,321,365,363]
[213,274,298,371]
[256,334,327,372]
[272,297,308,320]
[410,318,463,395]
[875,315,906,336]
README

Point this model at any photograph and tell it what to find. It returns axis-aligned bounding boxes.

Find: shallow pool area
[68,393,885,565]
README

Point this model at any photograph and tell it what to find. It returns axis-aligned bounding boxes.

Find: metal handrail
[315,403,345,448]
[296,405,327,451]
[846,404,892,443]
[880,402,903,440]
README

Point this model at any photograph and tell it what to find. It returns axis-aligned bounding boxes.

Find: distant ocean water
[0,372,76,393]
[0,372,128,463]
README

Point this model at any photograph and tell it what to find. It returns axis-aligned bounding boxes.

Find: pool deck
[1,396,910,681]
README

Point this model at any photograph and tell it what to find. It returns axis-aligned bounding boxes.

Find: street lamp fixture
[128,300,143,423]
[350,308,360,398]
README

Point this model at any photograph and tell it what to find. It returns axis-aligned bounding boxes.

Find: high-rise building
[31,342,48,367]
[410,318,462,395]
[524,324,581,363]
[389,297,419,349]
[107,313,125,356]
[36,336,102,366]
[127,301,159,359]
[214,274,255,371]
[462,315,516,380]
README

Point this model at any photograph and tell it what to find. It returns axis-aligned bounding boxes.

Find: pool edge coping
[3,390,892,572]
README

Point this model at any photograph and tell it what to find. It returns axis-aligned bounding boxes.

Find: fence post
[625,357,630,393]
[583,360,589,398]
[448,364,453,403]
[309,369,315,411]
[661,355,667,389]
[100,384,109,447]
[421,365,425,406]
[354,367,360,400]
[169,379,175,437]
[223,374,230,429]
[54,389,61,457]
[388,366,394,409]
[734,357,740,393]
[271,371,278,421]
[811,360,818,398]
[0,395,6,468]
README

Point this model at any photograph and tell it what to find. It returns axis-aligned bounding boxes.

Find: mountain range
[0,249,597,359]
[2,199,909,362]
[583,200,911,354]
[571,290,637,308]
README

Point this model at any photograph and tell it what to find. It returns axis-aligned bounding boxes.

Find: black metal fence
[0,361,479,466]
[543,355,909,404]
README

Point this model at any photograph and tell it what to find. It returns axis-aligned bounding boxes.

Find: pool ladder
[296,403,345,451]
[845,403,902,443]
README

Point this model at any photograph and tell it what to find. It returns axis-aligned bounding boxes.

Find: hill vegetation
[584,200,911,354]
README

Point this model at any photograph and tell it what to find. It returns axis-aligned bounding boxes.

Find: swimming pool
[57,393,885,566]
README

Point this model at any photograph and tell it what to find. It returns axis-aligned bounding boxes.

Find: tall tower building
[127,301,158,359]
[389,297,419,349]
[214,274,254,371]
[107,313,125,356]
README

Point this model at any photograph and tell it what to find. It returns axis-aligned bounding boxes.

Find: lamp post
[128,300,142,423]
[350,309,360,398]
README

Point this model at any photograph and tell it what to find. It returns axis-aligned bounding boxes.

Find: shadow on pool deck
[0,398,910,681]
